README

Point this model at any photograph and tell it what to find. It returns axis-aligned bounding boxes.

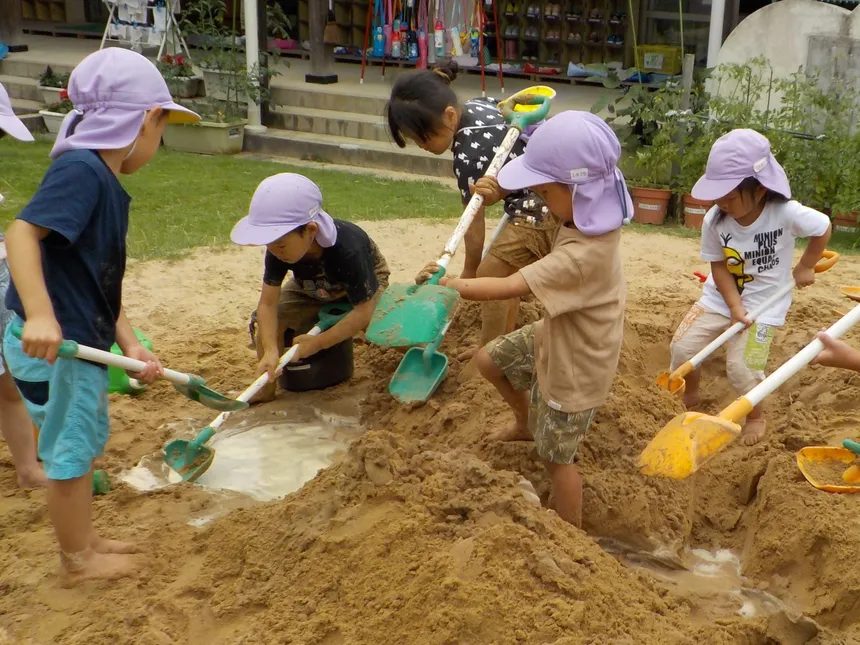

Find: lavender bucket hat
[231,174,338,248]
[692,129,791,201]
[497,110,633,235]
[0,82,35,142]
[50,48,199,160]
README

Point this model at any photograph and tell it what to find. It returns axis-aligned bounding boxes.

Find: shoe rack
[501,0,633,69]
[297,0,369,49]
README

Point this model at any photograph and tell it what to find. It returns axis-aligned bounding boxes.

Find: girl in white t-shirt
[670,129,831,446]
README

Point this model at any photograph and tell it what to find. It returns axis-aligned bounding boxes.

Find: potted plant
[38,89,73,135]
[676,123,721,230]
[630,128,678,225]
[37,65,70,106]
[156,53,202,99]
[162,99,248,155]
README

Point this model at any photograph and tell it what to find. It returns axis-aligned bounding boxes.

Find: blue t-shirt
[6,150,130,352]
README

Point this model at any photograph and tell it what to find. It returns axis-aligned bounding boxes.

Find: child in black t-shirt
[231,173,390,402]
[386,60,560,369]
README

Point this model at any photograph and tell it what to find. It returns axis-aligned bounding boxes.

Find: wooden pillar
[0,1,30,53]
[306,0,337,84]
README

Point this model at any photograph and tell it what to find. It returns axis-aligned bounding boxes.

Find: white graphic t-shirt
[698,199,831,326]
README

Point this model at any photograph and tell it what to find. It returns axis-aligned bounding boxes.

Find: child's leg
[475,324,537,441]
[669,304,729,409]
[531,385,595,528]
[726,321,775,446]
[4,324,137,583]
[0,370,45,488]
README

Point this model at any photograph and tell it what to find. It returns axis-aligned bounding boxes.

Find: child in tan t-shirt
[439,111,631,527]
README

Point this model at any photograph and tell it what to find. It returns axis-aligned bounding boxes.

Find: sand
[2,221,860,645]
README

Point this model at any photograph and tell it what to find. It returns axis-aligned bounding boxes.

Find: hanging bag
[373,0,385,57]
[384,0,394,55]
[324,0,339,44]
[448,0,463,56]
[417,0,428,67]
[434,0,445,59]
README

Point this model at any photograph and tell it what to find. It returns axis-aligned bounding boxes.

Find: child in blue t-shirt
[0,82,46,489]
[3,49,199,585]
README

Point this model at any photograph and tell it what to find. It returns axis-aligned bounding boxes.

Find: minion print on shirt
[720,233,754,293]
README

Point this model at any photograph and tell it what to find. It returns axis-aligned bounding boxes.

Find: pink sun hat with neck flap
[0,82,35,142]
[692,129,791,201]
[231,173,338,248]
[50,48,199,160]
[497,110,633,236]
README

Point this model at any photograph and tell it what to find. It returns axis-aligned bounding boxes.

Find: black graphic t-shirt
[263,219,379,305]
[452,97,550,227]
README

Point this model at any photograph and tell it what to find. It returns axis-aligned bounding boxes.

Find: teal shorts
[3,315,110,480]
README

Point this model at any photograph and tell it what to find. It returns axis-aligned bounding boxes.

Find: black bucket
[279,329,354,392]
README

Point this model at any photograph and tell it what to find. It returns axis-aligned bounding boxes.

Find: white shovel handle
[435,127,521,272]
[206,323,325,432]
[744,303,860,407]
[688,280,796,370]
[73,344,191,385]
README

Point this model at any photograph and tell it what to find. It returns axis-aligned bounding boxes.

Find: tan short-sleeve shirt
[518,224,625,413]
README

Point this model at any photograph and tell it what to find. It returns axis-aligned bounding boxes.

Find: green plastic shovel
[163,303,352,481]
[388,208,513,403]
[11,324,245,412]
[365,86,555,349]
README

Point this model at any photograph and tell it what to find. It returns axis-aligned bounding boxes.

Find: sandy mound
[2,223,860,645]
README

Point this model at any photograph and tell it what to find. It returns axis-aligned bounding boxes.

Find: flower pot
[162,120,246,155]
[632,186,671,225]
[38,109,65,134]
[38,85,64,106]
[681,194,714,230]
[832,210,860,233]
[165,75,202,99]
[201,68,248,104]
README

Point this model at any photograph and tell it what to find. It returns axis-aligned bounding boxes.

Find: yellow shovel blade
[840,286,860,303]
[655,371,686,395]
[500,85,557,113]
[796,447,860,493]
[638,412,742,479]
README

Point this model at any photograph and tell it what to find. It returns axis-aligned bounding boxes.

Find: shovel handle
[725,303,860,414]
[9,324,193,386]
[433,127,520,273]
[843,439,860,455]
[205,304,353,433]
[680,250,839,375]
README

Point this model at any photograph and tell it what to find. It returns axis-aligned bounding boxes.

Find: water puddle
[598,538,786,620]
[121,403,363,524]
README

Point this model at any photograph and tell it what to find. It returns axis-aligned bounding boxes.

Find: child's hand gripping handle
[671,249,839,382]
[719,302,860,423]
[10,324,192,385]
[426,90,553,286]
[202,304,353,435]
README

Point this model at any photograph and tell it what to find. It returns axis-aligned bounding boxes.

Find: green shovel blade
[173,377,249,412]
[389,346,449,403]
[366,282,460,347]
[163,437,214,482]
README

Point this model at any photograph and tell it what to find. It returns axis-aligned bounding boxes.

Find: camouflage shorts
[484,324,596,465]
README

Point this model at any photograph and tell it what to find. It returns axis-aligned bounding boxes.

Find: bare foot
[91,535,139,554]
[491,421,532,442]
[60,550,139,586]
[457,354,482,384]
[740,417,766,446]
[249,382,277,405]
[457,346,478,362]
[17,464,48,489]
[682,392,701,411]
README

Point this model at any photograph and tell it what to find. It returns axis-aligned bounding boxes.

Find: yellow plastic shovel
[657,250,839,395]
[796,440,860,493]
[640,302,860,479]
[840,285,860,303]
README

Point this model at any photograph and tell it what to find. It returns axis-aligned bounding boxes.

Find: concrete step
[265,106,391,143]
[244,129,451,178]
[10,98,43,116]
[0,57,75,80]
[0,74,42,103]
[269,83,388,117]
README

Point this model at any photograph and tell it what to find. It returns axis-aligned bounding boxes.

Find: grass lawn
[3,140,859,259]
[0,140,466,260]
